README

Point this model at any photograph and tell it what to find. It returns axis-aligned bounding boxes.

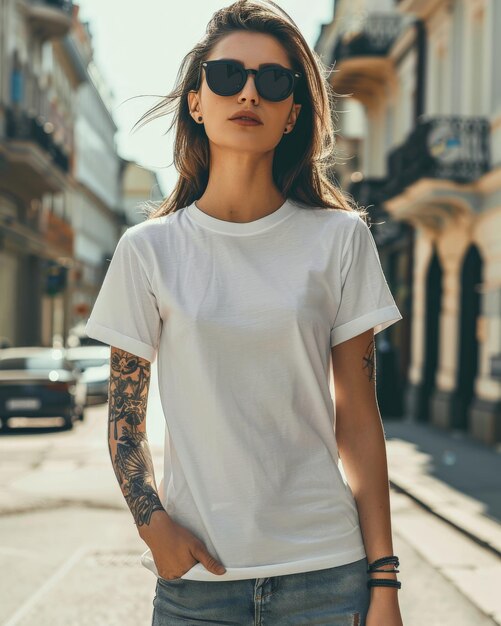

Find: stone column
[469,210,501,445]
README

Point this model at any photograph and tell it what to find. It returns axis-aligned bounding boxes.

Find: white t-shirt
[85,198,402,582]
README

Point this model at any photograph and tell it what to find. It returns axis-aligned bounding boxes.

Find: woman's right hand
[140,511,227,580]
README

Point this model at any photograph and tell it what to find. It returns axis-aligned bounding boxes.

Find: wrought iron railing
[28,0,73,16]
[5,106,70,173]
[382,115,491,199]
[349,178,388,209]
[332,13,406,63]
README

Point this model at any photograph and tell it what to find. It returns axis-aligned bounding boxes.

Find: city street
[0,364,499,626]
[2,0,501,624]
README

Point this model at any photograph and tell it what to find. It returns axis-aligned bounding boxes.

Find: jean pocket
[157,575,185,586]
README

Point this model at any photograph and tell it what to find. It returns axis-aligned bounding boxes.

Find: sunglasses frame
[196,59,302,102]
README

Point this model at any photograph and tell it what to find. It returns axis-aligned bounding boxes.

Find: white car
[65,345,110,406]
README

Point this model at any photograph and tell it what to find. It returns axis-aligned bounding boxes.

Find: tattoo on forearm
[362,339,375,382]
[108,348,164,527]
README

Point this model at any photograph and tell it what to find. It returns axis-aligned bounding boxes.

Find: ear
[187,90,201,119]
[290,102,302,124]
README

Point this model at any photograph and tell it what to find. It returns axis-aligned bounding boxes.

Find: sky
[75,0,335,197]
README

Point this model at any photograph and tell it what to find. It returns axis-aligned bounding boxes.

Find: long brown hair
[132,0,366,221]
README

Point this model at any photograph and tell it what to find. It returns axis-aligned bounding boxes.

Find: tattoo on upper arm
[108,348,164,526]
[362,338,375,382]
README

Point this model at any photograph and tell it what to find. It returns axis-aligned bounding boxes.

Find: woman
[85,1,404,624]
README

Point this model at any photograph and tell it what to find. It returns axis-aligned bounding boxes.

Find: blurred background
[0,0,500,624]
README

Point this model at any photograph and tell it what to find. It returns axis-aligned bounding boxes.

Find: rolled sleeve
[330,215,402,347]
[85,229,162,363]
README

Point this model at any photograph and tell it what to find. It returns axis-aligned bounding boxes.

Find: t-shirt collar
[186,198,297,235]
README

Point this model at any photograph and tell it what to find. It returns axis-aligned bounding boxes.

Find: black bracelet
[367,555,399,573]
[367,578,402,589]
[369,566,400,573]
[366,555,401,590]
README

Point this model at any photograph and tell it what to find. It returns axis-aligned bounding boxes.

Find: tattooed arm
[108,346,227,578]
[108,346,166,528]
[331,329,401,611]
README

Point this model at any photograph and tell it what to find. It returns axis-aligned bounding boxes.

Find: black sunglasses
[197,59,302,102]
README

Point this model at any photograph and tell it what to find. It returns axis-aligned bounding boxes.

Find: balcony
[349,177,388,210]
[20,0,73,41]
[330,13,408,105]
[1,105,70,197]
[379,114,492,228]
[348,178,405,246]
[6,107,70,173]
[382,115,491,201]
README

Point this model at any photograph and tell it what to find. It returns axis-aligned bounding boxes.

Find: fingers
[191,542,226,575]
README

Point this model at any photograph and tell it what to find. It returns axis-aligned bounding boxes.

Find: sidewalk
[384,416,501,625]
[384,417,501,555]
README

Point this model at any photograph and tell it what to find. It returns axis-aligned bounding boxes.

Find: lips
[230,118,262,126]
[228,110,262,124]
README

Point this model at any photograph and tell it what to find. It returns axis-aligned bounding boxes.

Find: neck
[196,148,285,222]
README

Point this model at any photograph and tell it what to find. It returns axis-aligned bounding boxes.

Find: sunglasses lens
[257,67,294,101]
[206,62,244,96]
[204,62,296,101]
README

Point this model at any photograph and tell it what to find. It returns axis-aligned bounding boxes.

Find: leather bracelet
[367,578,402,589]
[369,566,400,573]
[367,555,399,573]
[366,554,401,590]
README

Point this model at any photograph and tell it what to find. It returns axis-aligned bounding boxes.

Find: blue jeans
[152,556,370,625]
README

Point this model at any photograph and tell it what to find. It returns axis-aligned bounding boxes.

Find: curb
[388,477,501,560]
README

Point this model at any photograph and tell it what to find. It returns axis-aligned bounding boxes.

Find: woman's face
[188,31,302,154]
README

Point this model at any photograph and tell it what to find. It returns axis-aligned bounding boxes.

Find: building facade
[0,0,162,350]
[315,0,501,445]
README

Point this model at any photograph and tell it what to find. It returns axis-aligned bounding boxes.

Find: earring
[198,116,203,122]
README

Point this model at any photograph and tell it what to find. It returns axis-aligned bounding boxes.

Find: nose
[237,72,259,103]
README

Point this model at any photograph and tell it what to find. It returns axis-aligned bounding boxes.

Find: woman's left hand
[366,593,403,626]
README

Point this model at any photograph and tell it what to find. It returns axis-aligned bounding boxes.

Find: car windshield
[70,358,108,369]
[0,356,67,370]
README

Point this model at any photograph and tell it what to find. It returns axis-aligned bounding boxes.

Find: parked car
[67,321,104,348]
[65,345,110,405]
[0,347,86,431]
